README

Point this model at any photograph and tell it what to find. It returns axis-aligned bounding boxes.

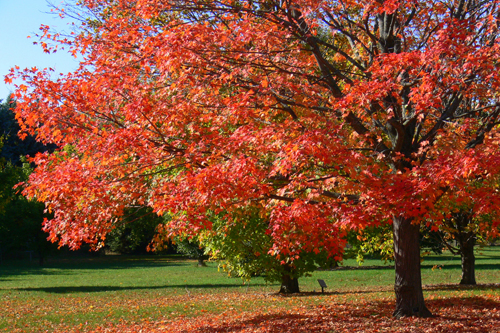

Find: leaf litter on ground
[5,289,498,333]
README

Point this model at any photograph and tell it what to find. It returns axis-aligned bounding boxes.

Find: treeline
[0,97,54,264]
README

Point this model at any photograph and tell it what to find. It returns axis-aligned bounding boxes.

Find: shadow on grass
[271,284,500,298]
[333,265,395,270]
[0,255,190,278]
[9,283,269,294]
[424,283,500,291]
[421,263,500,270]
[0,267,75,279]
[332,262,500,271]
[169,296,500,333]
[269,290,379,298]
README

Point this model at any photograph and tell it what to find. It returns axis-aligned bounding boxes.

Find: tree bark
[392,215,432,318]
[459,235,476,285]
[197,256,208,267]
[279,264,300,294]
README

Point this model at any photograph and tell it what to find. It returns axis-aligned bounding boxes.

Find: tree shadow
[9,283,269,294]
[421,263,500,270]
[268,290,379,298]
[424,283,500,291]
[0,267,75,279]
[370,295,500,311]
[170,296,500,333]
[333,265,395,270]
[0,255,189,278]
[421,254,500,263]
[335,259,500,272]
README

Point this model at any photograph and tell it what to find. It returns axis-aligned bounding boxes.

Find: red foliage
[10,0,500,255]
[8,0,500,316]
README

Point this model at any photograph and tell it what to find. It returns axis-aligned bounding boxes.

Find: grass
[0,247,499,332]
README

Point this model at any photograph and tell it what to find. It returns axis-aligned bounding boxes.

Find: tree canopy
[9,0,500,317]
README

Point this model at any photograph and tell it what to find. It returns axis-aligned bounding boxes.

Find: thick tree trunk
[392,215,432,318]
[279,275,299,294]
[279,265,299,293]
[459,236,476,285]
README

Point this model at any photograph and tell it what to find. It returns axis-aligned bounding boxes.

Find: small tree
[345,225,394,265]
[200,209,339,294]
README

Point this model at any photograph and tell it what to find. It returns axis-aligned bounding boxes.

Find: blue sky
[0,0,79,100]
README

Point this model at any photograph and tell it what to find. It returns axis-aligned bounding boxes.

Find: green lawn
[0,247,499,332]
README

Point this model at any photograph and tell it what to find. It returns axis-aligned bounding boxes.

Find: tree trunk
[392,215,432,318]
[279,264,299,294]
[197,257,207,267]
[452,211,476,285]
[459,235,476,285]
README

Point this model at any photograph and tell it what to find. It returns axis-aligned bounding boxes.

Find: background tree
[0,97,54,167]
[0,97,55,264]
[173,236,210,267]
[423,208,500,285]
[345,225,394,265]
[11,0,500,317]
[198,209,338,293]
[105,207,162,254]
[415,164,500,285]
[346,224,445,265]
[441,211,480,285]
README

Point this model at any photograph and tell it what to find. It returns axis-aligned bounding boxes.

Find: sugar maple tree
[9,0,500,317]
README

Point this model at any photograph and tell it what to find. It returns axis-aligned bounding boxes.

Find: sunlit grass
[0,247,499,332]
